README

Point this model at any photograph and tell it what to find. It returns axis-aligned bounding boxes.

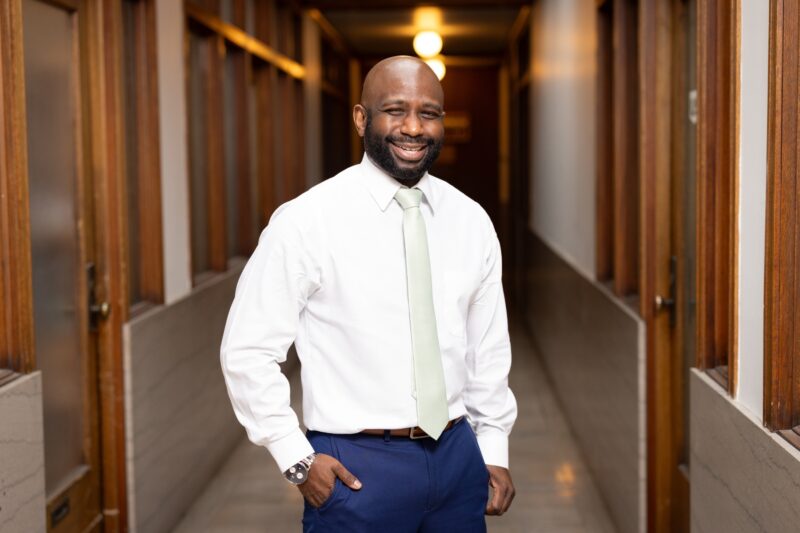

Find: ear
[353,104,367,138]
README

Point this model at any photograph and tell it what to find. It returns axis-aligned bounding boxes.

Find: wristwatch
[283,453,316,485]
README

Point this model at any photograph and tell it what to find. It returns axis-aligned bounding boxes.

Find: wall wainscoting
[522,232,646,533]
[0,372,46,533]
[124,266,246,533]
[691,369,800,532]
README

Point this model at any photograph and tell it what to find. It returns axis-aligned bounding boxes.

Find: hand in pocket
[297,453,362,508]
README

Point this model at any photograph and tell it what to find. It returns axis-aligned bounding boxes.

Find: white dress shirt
[220,154,517,473]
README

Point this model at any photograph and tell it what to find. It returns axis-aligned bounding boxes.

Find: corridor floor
[172,318,617,533]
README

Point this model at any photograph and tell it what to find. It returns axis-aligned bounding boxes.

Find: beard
[363,111,443,183]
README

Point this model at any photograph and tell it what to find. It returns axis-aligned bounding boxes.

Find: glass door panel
[22,0,103,530]
[23,0,85,496]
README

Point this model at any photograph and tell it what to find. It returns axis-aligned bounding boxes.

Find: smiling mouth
[389,140,428,163]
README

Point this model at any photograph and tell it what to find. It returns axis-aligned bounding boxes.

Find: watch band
[283,453,316,485]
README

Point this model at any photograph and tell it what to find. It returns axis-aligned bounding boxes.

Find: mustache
[386,134,435,146]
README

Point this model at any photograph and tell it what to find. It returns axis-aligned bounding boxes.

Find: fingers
[297,476,332,508]
[299,456,362,508]
[333,461,362,490]
[297,454,339,507]
[500,482,516,514]
[485,484,504,515]
[485,466,515,516]
[300,484,331,508]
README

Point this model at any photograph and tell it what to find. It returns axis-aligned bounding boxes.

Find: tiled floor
[172,318,617,533]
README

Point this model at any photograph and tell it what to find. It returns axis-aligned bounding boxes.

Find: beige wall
[155,0,192,304]
[124,267,245,533]
[0,372,46,533]
[691,370,800,533]
[524,236,645,533]
[735,0,769,419]
[529,0,597,280]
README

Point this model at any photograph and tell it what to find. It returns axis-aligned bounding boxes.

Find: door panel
[649,0,695,530]
[653,0,696,530]
[22,0,103,530]
[23,0,85,492]
[676,0,697,476]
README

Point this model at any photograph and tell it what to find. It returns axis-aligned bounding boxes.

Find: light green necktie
[394,187,449,440]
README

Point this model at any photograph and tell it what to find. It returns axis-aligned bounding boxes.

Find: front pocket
[316,478,342,512]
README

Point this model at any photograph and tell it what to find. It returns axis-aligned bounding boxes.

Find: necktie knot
[394,187,423,210]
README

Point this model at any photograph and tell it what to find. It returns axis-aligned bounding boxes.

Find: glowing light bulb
[413,31,443,59]
[424,57,446,81]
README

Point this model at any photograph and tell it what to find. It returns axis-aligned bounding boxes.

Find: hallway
[172,317,616,533]
[6,1,800,532]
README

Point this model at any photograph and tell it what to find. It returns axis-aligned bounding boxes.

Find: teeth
[396,144,424,152]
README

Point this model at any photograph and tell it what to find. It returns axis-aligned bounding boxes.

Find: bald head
[353,56,446,184]
[360,56,444,109]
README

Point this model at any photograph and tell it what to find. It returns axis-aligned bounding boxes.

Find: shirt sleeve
[220,205,319,473]
[463,228,518,469]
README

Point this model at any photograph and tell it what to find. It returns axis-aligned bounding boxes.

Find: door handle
[87,262,110,331]
[654,255,677,328]
[89,301,111,321]
[655,294,675,309]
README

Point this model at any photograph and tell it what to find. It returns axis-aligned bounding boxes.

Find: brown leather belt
[360,417,463,440]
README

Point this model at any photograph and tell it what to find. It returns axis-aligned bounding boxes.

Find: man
[221,55,517,532]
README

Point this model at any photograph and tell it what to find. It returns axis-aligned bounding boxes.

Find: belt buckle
[409,427,428,439]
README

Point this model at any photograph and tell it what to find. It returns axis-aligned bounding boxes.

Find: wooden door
[21,0,105,530]
[668,0,696,529]
[646,0,696,531]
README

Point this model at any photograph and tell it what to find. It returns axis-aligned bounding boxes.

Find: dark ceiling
[319,5,522,57]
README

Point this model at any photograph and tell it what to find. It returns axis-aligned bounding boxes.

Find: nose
[400,113,422,137]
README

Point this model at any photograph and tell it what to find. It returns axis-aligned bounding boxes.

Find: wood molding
[308,8,351,55]
[85,0,131,528]
[640,0,674,530]
[185,1,305,79]
[207,33,228,272]
[764,0,800,430]
[349,58,362,165]
[279,72,297,203]
[508,5,531,46]
[127,0,165,304]
[612,0,640,298]
[255,65,277,222]
[595,1,613,281]
[696,0,739,395]
[729,0,741,398]
[0,0,35,373]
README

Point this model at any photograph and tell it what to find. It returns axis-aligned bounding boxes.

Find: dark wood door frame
[764,0,800,442]
[642,1,740,531]
[0,0,36,375]
[0,0,130,530]
[640,2,676,532]
[86,0,131,529]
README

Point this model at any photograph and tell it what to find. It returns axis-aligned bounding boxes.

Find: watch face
[286,463,310,485]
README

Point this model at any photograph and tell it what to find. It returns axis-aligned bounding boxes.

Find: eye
[383,108,404,116]
[421,111,442,120]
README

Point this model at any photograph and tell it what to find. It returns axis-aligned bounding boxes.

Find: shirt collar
[359,153,436,214]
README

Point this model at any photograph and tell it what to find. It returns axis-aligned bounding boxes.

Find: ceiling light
[424,57,446,81]
[413,31,443,59]
[413,7,442,29]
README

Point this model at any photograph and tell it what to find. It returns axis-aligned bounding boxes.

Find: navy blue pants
[302,418,489,532]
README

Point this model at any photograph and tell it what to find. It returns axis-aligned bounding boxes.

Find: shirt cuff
[476,432,509,469]
[267,428,316,473]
